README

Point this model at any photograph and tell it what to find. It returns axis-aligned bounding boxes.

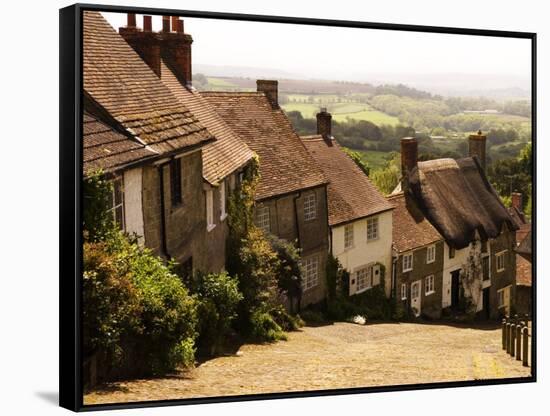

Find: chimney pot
[401,137,418,187]
[256,80,279,109]
[316,109,332,139]
[177,19,184,33]
[127,13,137,28]
[469,130,487,171]
[171,16,179,32]
[162,16,171,32]
[511,192,523,211]
[143,15,152,32]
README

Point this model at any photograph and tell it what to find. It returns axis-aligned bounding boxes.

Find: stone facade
[256,185,330,308]
[488,228,517,319]
[395,241,445,319]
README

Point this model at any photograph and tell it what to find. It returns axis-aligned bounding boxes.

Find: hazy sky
[103,12,531,90]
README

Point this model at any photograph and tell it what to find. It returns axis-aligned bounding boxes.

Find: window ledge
[426,290,435,296]
[426,259,435,264]
[403,268,413,273]
[207,224,216,233]
[220,213,228,222]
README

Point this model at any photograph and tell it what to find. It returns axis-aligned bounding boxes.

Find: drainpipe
[158,163,170,259]
[391,247,398,299]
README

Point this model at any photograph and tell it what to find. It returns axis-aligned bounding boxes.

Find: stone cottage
[83,11,238,278]
[117,13,256,275]
[301,110,394,297]
[387,192,445,318]
[202,82,330,308]
[395,133,518,319]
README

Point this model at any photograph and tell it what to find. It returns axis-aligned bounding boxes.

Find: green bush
[250,309,287,342]
[350,285,392,320]
[299,308,327,325]
[269,304,304,331]
[191,272,243,356]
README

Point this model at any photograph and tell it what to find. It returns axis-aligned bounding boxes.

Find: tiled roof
[301,135,393,226]
[83,11,213,154]
[516,254,532,287]
[408,157,518,249]
[202,92,327,200]
[387,192,443,253]
[160,61,255,185]
[516,229,532,257]
[83,111,157,174]
[508,205,527,228]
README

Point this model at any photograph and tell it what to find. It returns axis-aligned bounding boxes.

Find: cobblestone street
[84,321,531,405]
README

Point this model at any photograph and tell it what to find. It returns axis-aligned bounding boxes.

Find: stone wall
[489,228,517,319]
[395,241,445,319]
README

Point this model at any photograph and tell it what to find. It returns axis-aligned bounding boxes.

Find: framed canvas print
[59,3,536,411]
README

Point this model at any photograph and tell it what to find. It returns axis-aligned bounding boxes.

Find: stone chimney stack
[256,80,279,109]
[316,108,332,140]
[469,130,487,171]
[119,14,161,77]
[511,192,523,211]
[401,137,418,191]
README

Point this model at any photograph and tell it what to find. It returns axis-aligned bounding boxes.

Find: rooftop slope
[83,111,156,174]
[387,192,442,253]
[409,157,517,249]
[160,61,255,185]
[83,11,213,154]
[301,135,393,226]
[202,92,327,200]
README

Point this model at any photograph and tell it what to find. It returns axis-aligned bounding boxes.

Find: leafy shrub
[268,236,302,312]
[190,272,243,356]
[250,309,287,342]
[350,284,392,320]
[269,304,304,331]
[83,171,115,242]
[299,308,327,325]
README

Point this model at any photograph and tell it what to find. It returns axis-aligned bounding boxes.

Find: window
[496,250,507,272]
[344,224,354,250]
[482,255,490,280]
[401,283,407,300]
[366,216,379,241]
[219,180,227,220]
[403,253,413,272]
[206,188,215,231]
[109,176,125,230]
[356,264,380,292]
[301,256,319,291]
[411,281,420,299]
[497,286,510,308]
[425,275,435,295]
[304,192,317,221]
[170,158,182,207]
[426,244,436,264]
[449,247,456,259]
[256,205,270,232]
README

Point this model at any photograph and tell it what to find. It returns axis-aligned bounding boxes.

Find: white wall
[123,167,145,244]
[332,210,393,296]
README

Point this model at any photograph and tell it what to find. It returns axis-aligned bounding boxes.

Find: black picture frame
[60,3,537,412]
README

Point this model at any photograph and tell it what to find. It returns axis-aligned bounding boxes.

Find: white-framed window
[425,275,435,295]
[219,180,227,221]
[426,244,436,264]
[304,192,317,221]
[411,281,420,299]
[401,283,407,300]
[496,250,507,272]
[498,289,504,308]
[206,188,215,231]
[301,256,319,291]
[109,176,125,230]
[403,252,413,272]
[356,264,381,292]
[366,216,379,241]
[344,223,354,250]
[449,247,456,259]
[256,205,270,232]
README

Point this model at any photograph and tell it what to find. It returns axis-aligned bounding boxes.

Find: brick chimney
[119,14,161,77]
[511,192,523,211]
[316,108,332,139]
[160,18,193,86]
[401,137,418,191]
[257,80,279,109]
[469,130,487,171]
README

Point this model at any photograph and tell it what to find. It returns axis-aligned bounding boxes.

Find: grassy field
[205,77,242,91]
[346,148,390,171]
[282,102,400,126]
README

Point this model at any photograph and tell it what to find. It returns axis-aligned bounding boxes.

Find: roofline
[329,206,395,228]
[394,238,445,255]
[255,182,329,203]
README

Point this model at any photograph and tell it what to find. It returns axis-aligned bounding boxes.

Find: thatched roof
[407,157,517,249]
